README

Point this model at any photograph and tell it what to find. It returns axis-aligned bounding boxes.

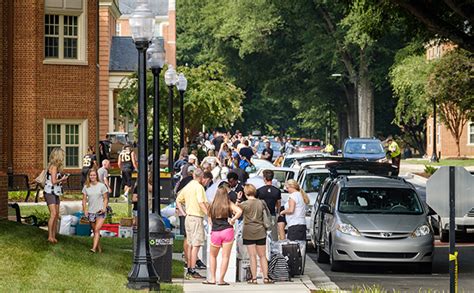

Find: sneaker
[195,259,207,270]
[186,271,205,280]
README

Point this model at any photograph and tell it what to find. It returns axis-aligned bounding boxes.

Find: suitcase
[281,242,303,276]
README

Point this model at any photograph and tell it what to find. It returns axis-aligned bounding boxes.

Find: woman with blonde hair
[44,147,69,244]
[203,186,242,285]
[82,168,108,253]
[280,179,309,241]
[239,184,274,284]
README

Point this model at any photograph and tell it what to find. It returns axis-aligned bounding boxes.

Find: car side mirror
[320,204,332,214]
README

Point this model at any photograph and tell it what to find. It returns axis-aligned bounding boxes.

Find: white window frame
[436,123,441,145]
[468,121,474,146]
[428,124,432,146]
[43,119,88,169]
[43,0,88,65]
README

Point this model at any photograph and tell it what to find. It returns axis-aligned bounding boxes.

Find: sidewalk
[172,253,317,293]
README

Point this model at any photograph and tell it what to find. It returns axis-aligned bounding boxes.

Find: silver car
[317,175,434,273]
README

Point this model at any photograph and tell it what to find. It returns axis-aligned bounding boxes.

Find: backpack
[268,253,291,282]
[35,169,47,188]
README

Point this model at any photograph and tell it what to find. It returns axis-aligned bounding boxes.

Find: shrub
[424,165,437,175]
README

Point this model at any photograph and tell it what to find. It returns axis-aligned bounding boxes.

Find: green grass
[0,220,183,292]
[405,158,474,167]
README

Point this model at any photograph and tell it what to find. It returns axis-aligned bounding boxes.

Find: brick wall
[426,117,474,158]
[11,0,98,179]
[0,1,8,219]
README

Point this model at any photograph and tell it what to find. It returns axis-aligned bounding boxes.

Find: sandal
[201,281,216,285]
[217,281,230,286]
[263,278,274,284]
[247,278,258,284]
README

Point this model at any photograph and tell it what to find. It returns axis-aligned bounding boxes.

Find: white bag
[59,215,75,235]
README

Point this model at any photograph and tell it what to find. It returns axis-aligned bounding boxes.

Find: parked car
[255,167,299,188]
[281,151,329,167]
[296,138,323,152]
[342,138,387,162]
[311,161,433,273]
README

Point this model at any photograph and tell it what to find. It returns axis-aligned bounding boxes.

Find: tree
[390,54,433,154]
[427,49,474,157]
[118,62,245,150]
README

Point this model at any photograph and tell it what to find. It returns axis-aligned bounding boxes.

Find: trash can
[149,213,174,282]
[108,175,122,198]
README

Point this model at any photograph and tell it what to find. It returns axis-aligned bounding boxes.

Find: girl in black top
[203,186,242,286]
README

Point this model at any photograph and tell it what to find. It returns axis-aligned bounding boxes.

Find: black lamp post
[147,38,165,214]
[127,1,159,290]
[164,66,177,174]
[430,100,439,162]
[177,73,188,150]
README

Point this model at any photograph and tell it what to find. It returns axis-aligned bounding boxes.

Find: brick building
[425,43,474,158]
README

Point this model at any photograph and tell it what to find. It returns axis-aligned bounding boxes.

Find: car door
[322,184,339,253]
[314,180,335,247]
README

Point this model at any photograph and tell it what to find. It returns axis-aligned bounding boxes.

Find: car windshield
[344,141,384,155]
[338,187,423,215]
[257,141,281,153]
[300,141,321,147]
[303,173,329,193]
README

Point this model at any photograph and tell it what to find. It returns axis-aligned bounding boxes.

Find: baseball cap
[188,165,196,173]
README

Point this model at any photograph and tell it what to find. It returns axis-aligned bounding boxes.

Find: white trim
[108,89,114,133]
[468,121,474,146]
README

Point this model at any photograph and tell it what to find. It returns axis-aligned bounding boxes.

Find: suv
[342,138,386,162]
[311,162,433,273]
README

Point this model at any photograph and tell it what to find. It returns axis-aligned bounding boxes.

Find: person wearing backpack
[238,184,274,284]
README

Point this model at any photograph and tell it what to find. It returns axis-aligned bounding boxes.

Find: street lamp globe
[147,38,165,69]
[164,65,177,86]
[176,73,187,92]
[129,0,155,43]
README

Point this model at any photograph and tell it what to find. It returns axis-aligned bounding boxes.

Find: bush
[424,165,437,175]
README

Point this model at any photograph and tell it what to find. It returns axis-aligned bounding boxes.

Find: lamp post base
[127,263,160,291]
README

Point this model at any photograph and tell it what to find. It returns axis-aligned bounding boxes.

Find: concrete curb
[304,254,341,291]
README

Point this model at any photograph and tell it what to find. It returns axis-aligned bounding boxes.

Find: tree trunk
[337,111,349,149]
[455,138,461,157]
[343,82,359,138]
[357,48,374,137]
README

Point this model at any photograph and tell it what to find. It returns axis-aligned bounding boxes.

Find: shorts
[81,168,90,186]
[243,238,266,246]
[121,169,133,188]
[287,224,306,241]
[87,212,106,223]
[44,193,60,205]
[210,228,234,247]
[185,215,205,247]
[277,214,286,224]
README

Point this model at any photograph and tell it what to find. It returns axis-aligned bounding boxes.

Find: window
[469,121,474,145]
[436,123,441,145]
[44,0,86,64]
[428,124,432,146]
[45,120,87,168]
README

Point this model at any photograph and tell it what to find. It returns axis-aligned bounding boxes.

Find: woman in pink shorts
[203,186,242,286]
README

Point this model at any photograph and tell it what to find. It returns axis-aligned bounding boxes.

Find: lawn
[405,158,474,167]
[0,220,183,292]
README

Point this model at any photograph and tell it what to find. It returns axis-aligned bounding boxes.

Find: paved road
[308,236,474,292]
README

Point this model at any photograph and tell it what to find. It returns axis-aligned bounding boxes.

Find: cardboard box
[120,218,133,227]
[119,226,133,238]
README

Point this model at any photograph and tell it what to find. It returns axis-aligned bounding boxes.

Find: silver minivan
[317,175,434,273]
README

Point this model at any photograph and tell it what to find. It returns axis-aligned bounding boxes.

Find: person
[238,184,274,284]
[44,148,69,244]
[176,168,209,279]
[201,149,220,170]
[212,131,225,152]
[239,140,254,161]
[82,168,108,253]
[181,154,198,178]
[203,186,242,285]
[99,134,111,161]
[202,171,214,190]
[284,138,296,155]
[386,136,401,175]
[81,146,97,186]
[118,144,138,199]
[97,159,112,194]
[324,143,334,154]
[256,170,281,240]
[218,143,231,167]
[261,140,273,162]
[279,179,309,241]
[227,172,245,203]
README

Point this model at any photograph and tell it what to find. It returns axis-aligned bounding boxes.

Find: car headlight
[412,224,431,237]
[336,223,360,236]
[376,158,388,163]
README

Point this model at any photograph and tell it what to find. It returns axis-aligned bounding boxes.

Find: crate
[119,226,133,238]
[120,218,133,227]
[101,224,119,237]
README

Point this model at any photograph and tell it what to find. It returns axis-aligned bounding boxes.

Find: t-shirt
[97,167,109,184]
[239,147,254,161]
[239,198,266,240]
[228,183,246,203]
[82,182,108,213]
[261,147,273,162]
[232,168,248,184]
[256,185,281,215]
[213,135,225,152]
[176,180,208,217]
[175,175,193,193]
[284,191,307,227]
[82,154,96,169]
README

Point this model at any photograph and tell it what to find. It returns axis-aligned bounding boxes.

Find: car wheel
[329,242,343,272]
[418,262,432,274]
[440,229,449,243]
[316,245,329,263]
